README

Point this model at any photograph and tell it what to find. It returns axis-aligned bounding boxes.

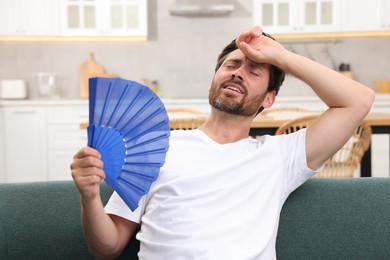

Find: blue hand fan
[87,77,170,211]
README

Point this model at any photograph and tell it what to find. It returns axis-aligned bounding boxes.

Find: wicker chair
[167,108,207,130]
[275,114,372,178]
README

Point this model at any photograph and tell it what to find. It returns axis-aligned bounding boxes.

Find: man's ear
[262,91,276,109]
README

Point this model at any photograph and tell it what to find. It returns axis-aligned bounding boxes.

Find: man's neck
[197,108,254,144]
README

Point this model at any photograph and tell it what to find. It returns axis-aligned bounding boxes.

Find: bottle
[339,63,353,79]
[151,80,159,96]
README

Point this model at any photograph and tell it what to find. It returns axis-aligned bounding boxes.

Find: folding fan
[87,77,170,211]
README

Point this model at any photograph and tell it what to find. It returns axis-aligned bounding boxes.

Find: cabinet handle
[14,110,37,114]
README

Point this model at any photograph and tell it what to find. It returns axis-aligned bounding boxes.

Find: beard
[209,79,266,117]
[211,97,245,115]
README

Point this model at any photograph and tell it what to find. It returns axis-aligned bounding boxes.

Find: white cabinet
[0,100,88,183]
[341,0,390,32]
[47,105,88,180]
[383,0,390,31]
[3,106,48,182]
[0,107,5,181]
[0,0,60,36]
[253,0,340,34]
[60,0,147,37]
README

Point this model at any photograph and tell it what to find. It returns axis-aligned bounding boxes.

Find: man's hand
[70,146,137,259]
[70,146,105,201]
[235,25,285,66]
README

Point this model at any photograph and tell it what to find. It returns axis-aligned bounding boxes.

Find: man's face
[209,49,271,117]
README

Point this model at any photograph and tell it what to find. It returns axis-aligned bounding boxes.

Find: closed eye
[248,63,265,77]
[249,67,261,77]
[223,60,241,70]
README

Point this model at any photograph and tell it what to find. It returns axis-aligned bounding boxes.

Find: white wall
[0,0,389,99]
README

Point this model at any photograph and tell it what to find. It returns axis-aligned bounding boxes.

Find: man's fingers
[236,26,263,45]
[73,155,104,169]
[72,166,106,180]
[73,146,101,160]
[249,25,263,37]
[238,42,259,61]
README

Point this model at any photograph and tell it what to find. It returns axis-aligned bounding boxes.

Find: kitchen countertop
[0,99,88,106]
[1,94,390,113]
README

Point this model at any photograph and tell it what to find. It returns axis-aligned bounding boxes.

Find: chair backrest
[275,115,372,178]
[166,107,205,115]
[166,107,207,130]
[261,107,313,119]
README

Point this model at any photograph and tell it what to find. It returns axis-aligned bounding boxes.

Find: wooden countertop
[251,112,390,128]
[363,112,390,127]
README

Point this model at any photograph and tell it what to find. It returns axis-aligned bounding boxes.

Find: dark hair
[214,32,285,96]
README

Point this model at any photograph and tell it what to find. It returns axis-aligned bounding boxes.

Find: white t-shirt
[105,129,320,259]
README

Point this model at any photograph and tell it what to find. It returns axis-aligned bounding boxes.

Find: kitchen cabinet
[0,0,60,36]
[60,0,147,37]
[0,107,4,181]
[341,0,390,32]
[3,106,48,182]
[253,0,341,34]
[47,105,88,180]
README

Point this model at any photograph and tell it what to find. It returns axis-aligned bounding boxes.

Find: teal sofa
[1,178,389,259]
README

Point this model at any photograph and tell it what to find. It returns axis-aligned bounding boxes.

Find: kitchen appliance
[0,79,27,99]
[32,73,59,98]
[169,0,235,16]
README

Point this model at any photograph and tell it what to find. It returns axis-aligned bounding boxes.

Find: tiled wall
[0,0,389,99]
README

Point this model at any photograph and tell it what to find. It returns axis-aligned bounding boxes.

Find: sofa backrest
[1,178,389,259]
[276,178,390,259]
[0,181,120,260]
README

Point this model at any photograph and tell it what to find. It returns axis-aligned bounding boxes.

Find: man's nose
[231,70,244,81]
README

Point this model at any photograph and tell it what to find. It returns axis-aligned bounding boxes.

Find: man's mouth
[223,83,244,94]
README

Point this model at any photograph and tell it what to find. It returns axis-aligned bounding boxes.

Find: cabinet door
[298,0,340,33]
[253,0,294,34]
[0,107,5,181]
[341,0,390,32]
[60,0,100,36]
[4,107,47,182]
[341,0,379,32]
[47,105,88,180]
[22,0,60,36]
[0,0,60,36]
[253,0,340,34]
[102,0,147,36]
[60,0,147,36]
[0,1,17,35]
[379,0,390,31]
[48,149,82,181]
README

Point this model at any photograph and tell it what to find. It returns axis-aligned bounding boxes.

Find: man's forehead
[225,49,246,60]
[225,49,266,68]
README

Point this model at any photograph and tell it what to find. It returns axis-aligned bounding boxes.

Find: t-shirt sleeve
[279,128,324,193]
[104,191,145,224]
